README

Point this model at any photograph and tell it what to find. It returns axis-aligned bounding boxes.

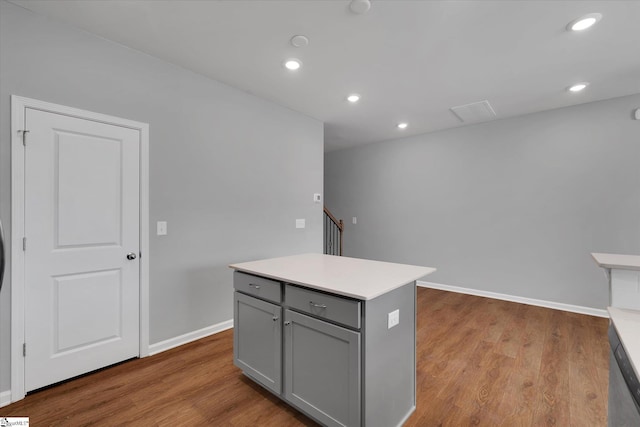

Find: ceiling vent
[450,100,497,124]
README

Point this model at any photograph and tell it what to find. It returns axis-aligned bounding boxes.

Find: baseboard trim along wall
[148,319,234,356]
[0,390,12,408]
[417,281,609,318]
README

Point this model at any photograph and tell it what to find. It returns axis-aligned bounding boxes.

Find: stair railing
[323,206,344,256]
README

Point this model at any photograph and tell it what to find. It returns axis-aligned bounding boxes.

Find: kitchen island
[229,253,435,427]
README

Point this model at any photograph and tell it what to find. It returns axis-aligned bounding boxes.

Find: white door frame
[10,95,150,402]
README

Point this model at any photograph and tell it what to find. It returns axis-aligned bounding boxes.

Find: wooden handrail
[323,206,344,231]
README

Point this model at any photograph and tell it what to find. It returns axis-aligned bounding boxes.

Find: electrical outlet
[388,309,399,329]
[157,221,167,236]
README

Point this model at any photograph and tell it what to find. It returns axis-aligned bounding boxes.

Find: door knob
[126,252,137,260]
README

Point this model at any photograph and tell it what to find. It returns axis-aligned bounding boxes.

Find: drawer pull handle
[249,284,261,289]
[272,316,279,321]
[309,301,327,309]
[284,321,291,326]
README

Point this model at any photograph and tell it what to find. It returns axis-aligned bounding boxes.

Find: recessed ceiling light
[284,59,302,71]
[397,122,408,129]
[347,94,360,103]
[567,13,602,31]
[568,82,589,92]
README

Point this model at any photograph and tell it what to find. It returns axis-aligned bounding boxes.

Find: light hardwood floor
[3,287,609,426]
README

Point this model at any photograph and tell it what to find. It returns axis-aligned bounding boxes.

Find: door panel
[56,131,122,247]
[284,309,361,427]
[24,108,140,392]
[233,292,282,394]
[54,269,122,352]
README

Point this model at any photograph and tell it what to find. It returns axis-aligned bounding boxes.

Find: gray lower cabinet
[233,291,282,394]
[284,309,361,427]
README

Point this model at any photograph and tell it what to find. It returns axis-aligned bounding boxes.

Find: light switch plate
[314,193,322,203]
[296,219,306,229]
[157,221,167,236]
[352,217,357,225]
[388,309,399,329]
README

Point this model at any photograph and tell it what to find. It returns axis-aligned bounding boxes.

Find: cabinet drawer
[285,284,361,329]
[234,271,281,303]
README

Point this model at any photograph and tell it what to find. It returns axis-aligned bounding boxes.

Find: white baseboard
[0,390,12,408]
[148,319,234,356]
[417,281,609,318]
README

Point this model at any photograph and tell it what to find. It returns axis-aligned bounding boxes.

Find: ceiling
[10,0,640,151]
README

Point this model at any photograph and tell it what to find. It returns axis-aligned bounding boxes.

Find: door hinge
[23,343,26,357]
[18,129,30,146]
[22,237,26,251]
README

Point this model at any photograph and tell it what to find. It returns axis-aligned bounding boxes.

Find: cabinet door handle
[272,316,279,321]
[249,283,261,289]
[309,301,327,309]
[284,321,291,326]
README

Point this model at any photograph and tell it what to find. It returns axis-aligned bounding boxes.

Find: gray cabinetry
[285,283,361,329]
[233,291,282,394]
[284,309,361,427]
[234,270,281,304]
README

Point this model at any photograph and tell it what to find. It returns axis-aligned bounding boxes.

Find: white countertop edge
[229,254,436,300]
[232,268,432,300]
[592,252,640,271]
[608,306,640,379]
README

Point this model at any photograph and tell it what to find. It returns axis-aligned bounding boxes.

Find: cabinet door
[234,292,282,394]
[284,309,361,427]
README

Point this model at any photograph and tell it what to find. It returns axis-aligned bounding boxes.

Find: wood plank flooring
[3,288,609,426]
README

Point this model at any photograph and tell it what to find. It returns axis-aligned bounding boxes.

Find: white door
[24,108,140,392]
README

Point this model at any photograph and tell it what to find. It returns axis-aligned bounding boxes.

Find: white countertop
[229,253,436,300]
[592,252,640,271]
[608,307,640,378]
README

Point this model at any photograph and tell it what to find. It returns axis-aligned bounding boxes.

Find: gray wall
[326,93,640,310]
[0,1,323,394]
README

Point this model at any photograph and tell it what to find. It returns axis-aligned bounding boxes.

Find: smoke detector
[350,0,371,15]
[290,35,309,48]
